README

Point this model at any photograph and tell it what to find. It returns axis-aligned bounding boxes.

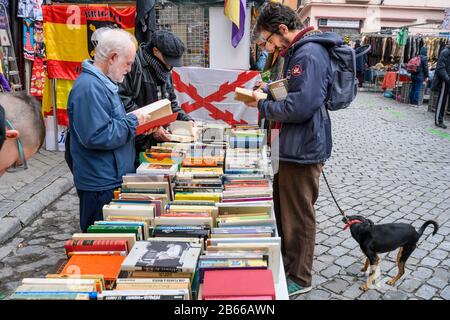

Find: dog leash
[321,169,349,223]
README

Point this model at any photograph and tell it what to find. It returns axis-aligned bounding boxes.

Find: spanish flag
[224,0,246,48]
[43,4,135,80]
[42,4,135,125]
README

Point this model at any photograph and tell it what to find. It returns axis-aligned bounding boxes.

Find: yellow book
[174,193,222,202]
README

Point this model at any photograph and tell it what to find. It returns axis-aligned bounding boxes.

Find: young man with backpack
[407,47,428,106]
[431,43,450,129]
[246,2,339,296]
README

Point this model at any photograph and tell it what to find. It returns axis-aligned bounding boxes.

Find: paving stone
[440,286,450,300]
[421,257,440,268]
[398,278,423,293]
[415,284,438,300]
[321,265,341,279]
[426,277,448,289]
[383,290,408,300]
[334,256,358,268]
[342,283,364,299]
[359,290,382,300]
[322,279,349,294]
[411,267,434,280]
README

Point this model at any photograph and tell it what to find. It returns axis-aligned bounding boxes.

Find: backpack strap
[355,45,371,58]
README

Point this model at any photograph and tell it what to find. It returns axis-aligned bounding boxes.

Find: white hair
[93,27,137,63]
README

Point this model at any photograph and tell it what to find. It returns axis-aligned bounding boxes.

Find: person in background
[431,43,450,129]
[354,40,366,88]
[246,2,335,296]
[409,47,429,107]
[67,28,154,232]
[0,92,45,177]
[119,30,193,166]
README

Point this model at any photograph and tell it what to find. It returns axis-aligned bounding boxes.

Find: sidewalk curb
[0,173,74,245]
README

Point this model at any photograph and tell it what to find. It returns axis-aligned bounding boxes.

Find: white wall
[209,7,251,70]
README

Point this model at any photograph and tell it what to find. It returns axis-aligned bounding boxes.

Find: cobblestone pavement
[0,92,449,300]
[0,150,72,243]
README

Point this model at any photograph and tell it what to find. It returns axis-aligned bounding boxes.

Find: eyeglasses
[260,32,275,46]
[5,119,28,173]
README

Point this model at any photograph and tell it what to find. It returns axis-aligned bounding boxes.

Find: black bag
[64,129,73,174]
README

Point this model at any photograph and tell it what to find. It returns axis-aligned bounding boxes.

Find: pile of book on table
[11,124,280,300]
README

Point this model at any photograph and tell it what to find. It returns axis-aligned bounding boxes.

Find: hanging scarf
[142,47,170,84]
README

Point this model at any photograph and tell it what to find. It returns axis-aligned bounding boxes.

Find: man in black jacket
[431,44,450,129]
[119,30,193,165]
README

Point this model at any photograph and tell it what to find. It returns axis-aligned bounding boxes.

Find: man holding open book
[119,30,194,167]
[67,28,156,232]
[246,3,335,297]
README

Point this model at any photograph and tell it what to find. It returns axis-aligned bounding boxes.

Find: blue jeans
[409,76,423,105]
[76,188,115,232]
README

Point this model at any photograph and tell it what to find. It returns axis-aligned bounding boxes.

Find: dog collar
[343,219,363,230]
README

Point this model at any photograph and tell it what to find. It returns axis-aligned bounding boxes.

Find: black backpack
[300,33,370,111]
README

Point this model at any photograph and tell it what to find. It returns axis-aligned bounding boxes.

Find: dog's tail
[417,220,439,238]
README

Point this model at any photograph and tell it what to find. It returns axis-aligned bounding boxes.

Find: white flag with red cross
[172,67,261,125]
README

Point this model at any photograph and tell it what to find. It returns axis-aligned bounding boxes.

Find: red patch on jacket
[292,65,302,76]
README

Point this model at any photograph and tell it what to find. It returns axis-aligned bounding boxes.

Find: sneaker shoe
[436,123,447,129]
[287,278,312,296]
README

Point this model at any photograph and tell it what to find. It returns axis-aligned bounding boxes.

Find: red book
[202,269,275,300]
[64,239,128,255]
[136,112,178,135]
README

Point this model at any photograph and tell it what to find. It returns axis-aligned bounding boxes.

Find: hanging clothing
[30,57,46,98]
[33,20,46,59]
[135,0,156,44]
[17,0,43,21]
[0,72,11,92]
[23,18,34,61]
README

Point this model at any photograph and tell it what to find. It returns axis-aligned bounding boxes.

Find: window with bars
[156,2,210,67]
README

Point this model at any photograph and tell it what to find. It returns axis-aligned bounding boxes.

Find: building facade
[297,0,448,39]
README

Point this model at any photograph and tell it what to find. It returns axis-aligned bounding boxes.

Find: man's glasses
[260,32,275,47]
[5,119,28,173]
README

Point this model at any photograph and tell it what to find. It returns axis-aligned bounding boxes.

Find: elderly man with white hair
[67,27,154,232]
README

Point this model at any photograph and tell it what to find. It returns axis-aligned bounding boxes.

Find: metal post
[51,79,59,152]
[395,47,404,101]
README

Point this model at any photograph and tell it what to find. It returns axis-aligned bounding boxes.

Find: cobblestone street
[0,92,449,300]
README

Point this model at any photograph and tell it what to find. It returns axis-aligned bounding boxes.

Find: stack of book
[215,202,275,228]
[197,122,231,144]
[174,144,225,203]
[229,127,265,150]
[10,278,102,300]
[167,120,199,143]
[136,146,184,176]
[117,239,203,300]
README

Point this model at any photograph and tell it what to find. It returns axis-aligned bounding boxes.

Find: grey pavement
[0,91,449,300]
[0,150,73,244]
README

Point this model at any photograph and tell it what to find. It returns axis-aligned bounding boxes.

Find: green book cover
[121,188,167,194]
[87,225,142,240]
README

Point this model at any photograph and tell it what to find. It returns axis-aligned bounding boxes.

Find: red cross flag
[173,67,261,125]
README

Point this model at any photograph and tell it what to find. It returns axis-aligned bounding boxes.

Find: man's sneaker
[287,278,312,296]
[436,123,447,129]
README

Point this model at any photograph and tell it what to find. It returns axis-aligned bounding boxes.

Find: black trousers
[435,81,450,125]
[76,188,115,232]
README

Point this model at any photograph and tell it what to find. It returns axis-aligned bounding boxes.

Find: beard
[106,64,126,83]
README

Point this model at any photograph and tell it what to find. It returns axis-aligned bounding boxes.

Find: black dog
[343,215,439,291]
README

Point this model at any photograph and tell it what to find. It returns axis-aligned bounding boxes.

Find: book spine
[140,266,181,273]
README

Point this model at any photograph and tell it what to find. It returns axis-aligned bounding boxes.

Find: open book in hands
[267,78,288,101]
[128,99,178,136]
[234,87,268,103]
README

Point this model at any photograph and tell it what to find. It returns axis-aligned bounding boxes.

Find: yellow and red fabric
[43,4,135,81]
[42,4,135,125]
